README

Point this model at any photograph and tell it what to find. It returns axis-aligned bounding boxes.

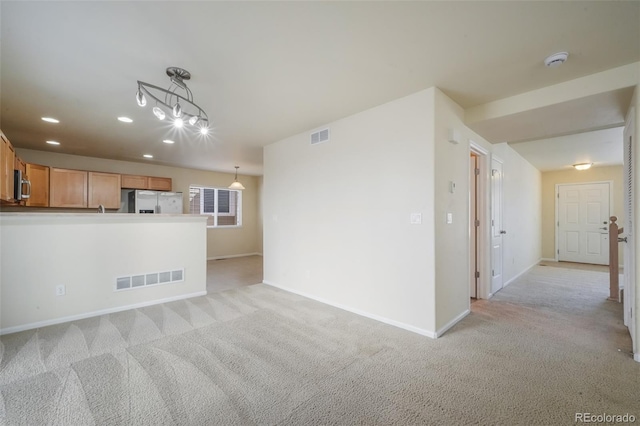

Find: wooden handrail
[609,216,623,302]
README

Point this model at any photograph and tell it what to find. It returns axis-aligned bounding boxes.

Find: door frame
[554,180,614,263]
[470,140,490,299]
[490,155,504,296]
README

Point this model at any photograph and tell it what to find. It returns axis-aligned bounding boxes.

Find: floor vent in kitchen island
[115,268,185,291]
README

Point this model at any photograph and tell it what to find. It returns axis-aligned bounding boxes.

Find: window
[189,186,242,227]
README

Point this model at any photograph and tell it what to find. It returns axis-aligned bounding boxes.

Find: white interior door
[557,183,610,265]
[623,109,635,348]
[491,157,504,294]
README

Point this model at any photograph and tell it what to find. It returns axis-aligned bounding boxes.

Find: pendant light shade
[229,166,245,190]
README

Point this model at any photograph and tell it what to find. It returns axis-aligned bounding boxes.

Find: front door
[557,182,610,265]
[491,157,504,294]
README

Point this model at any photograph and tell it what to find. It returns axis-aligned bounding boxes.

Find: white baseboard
[435,309,470,338]
[0,291,207,336]
[207,252,261,260]
[635,353,640,363]
[503,260,540,288]
[263,280,436,339]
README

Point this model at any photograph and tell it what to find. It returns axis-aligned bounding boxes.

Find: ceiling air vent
[311,128,330,145]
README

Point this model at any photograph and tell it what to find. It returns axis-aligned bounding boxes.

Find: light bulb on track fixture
[152,106,166,120]
[172,102,182,118]
[136,90,147,107]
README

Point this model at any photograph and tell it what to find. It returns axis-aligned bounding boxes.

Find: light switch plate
[410,213,422,224]
[446,213,453,224]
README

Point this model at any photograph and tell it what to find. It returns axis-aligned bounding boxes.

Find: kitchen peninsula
[0,213,207,334]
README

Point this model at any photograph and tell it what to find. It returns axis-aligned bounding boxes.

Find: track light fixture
[136,67,209,134]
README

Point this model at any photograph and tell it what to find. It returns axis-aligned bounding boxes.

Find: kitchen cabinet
[148,176,172,191]
[121,174,172,191]
[15,157,26,175]
[88,171,121,209]
[1,131,16,202]
[25,163,50,207]
[121,174,148,190]
[49,168,88,208]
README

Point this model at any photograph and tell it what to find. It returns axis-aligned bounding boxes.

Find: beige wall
[0,214,207,333]
[264,88,438,335]
[540,165,624,262]
[13,149,262,259]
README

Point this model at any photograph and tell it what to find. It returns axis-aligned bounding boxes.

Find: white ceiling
[1,1,639,175]
[509,127,624,172]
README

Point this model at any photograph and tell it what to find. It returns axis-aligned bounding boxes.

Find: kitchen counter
[0,213,208,334]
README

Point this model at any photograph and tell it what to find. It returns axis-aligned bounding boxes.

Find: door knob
[500,230,506,234]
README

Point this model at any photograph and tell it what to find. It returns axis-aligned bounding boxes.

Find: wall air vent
[311,128,330,145]
[115,268,185,292]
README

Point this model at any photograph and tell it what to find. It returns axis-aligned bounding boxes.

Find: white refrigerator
[128,190,183,214]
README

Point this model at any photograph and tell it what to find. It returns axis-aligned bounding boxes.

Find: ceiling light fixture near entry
[573,162,592,171]
[544,51,569,67]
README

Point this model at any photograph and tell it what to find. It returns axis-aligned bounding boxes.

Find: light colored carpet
[0,265,638,425]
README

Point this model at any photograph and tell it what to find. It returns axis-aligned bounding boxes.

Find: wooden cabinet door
[15,157,26,174]
[1,132,16,202]
[25,163,50,207]
[121,174,149,189]
[88,172,121,209]
[50,168,88,208]
[148,176,172,191]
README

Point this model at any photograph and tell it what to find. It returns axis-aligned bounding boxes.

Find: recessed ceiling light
[46,140,60,145]
[41,117,60,123]
[118,117,133,123]
[163,139,175,144]
[143,154,153,159]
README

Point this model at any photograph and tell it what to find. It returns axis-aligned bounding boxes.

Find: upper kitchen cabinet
[121,174,149,190]
[49,168,88,208]
[148,176,172,191]
[88,171,121,209]
[25,163,50,207]
[1,131,16,203]
[121,174,172,191]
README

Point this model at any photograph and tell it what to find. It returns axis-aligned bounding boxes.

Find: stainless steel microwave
[14,170,31,201]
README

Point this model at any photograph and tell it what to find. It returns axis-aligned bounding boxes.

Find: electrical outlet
[55,285,66,296]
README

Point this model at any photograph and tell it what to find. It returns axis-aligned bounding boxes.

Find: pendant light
[229,166,245,190]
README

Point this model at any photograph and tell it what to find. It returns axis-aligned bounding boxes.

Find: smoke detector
[544,52,569,68]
